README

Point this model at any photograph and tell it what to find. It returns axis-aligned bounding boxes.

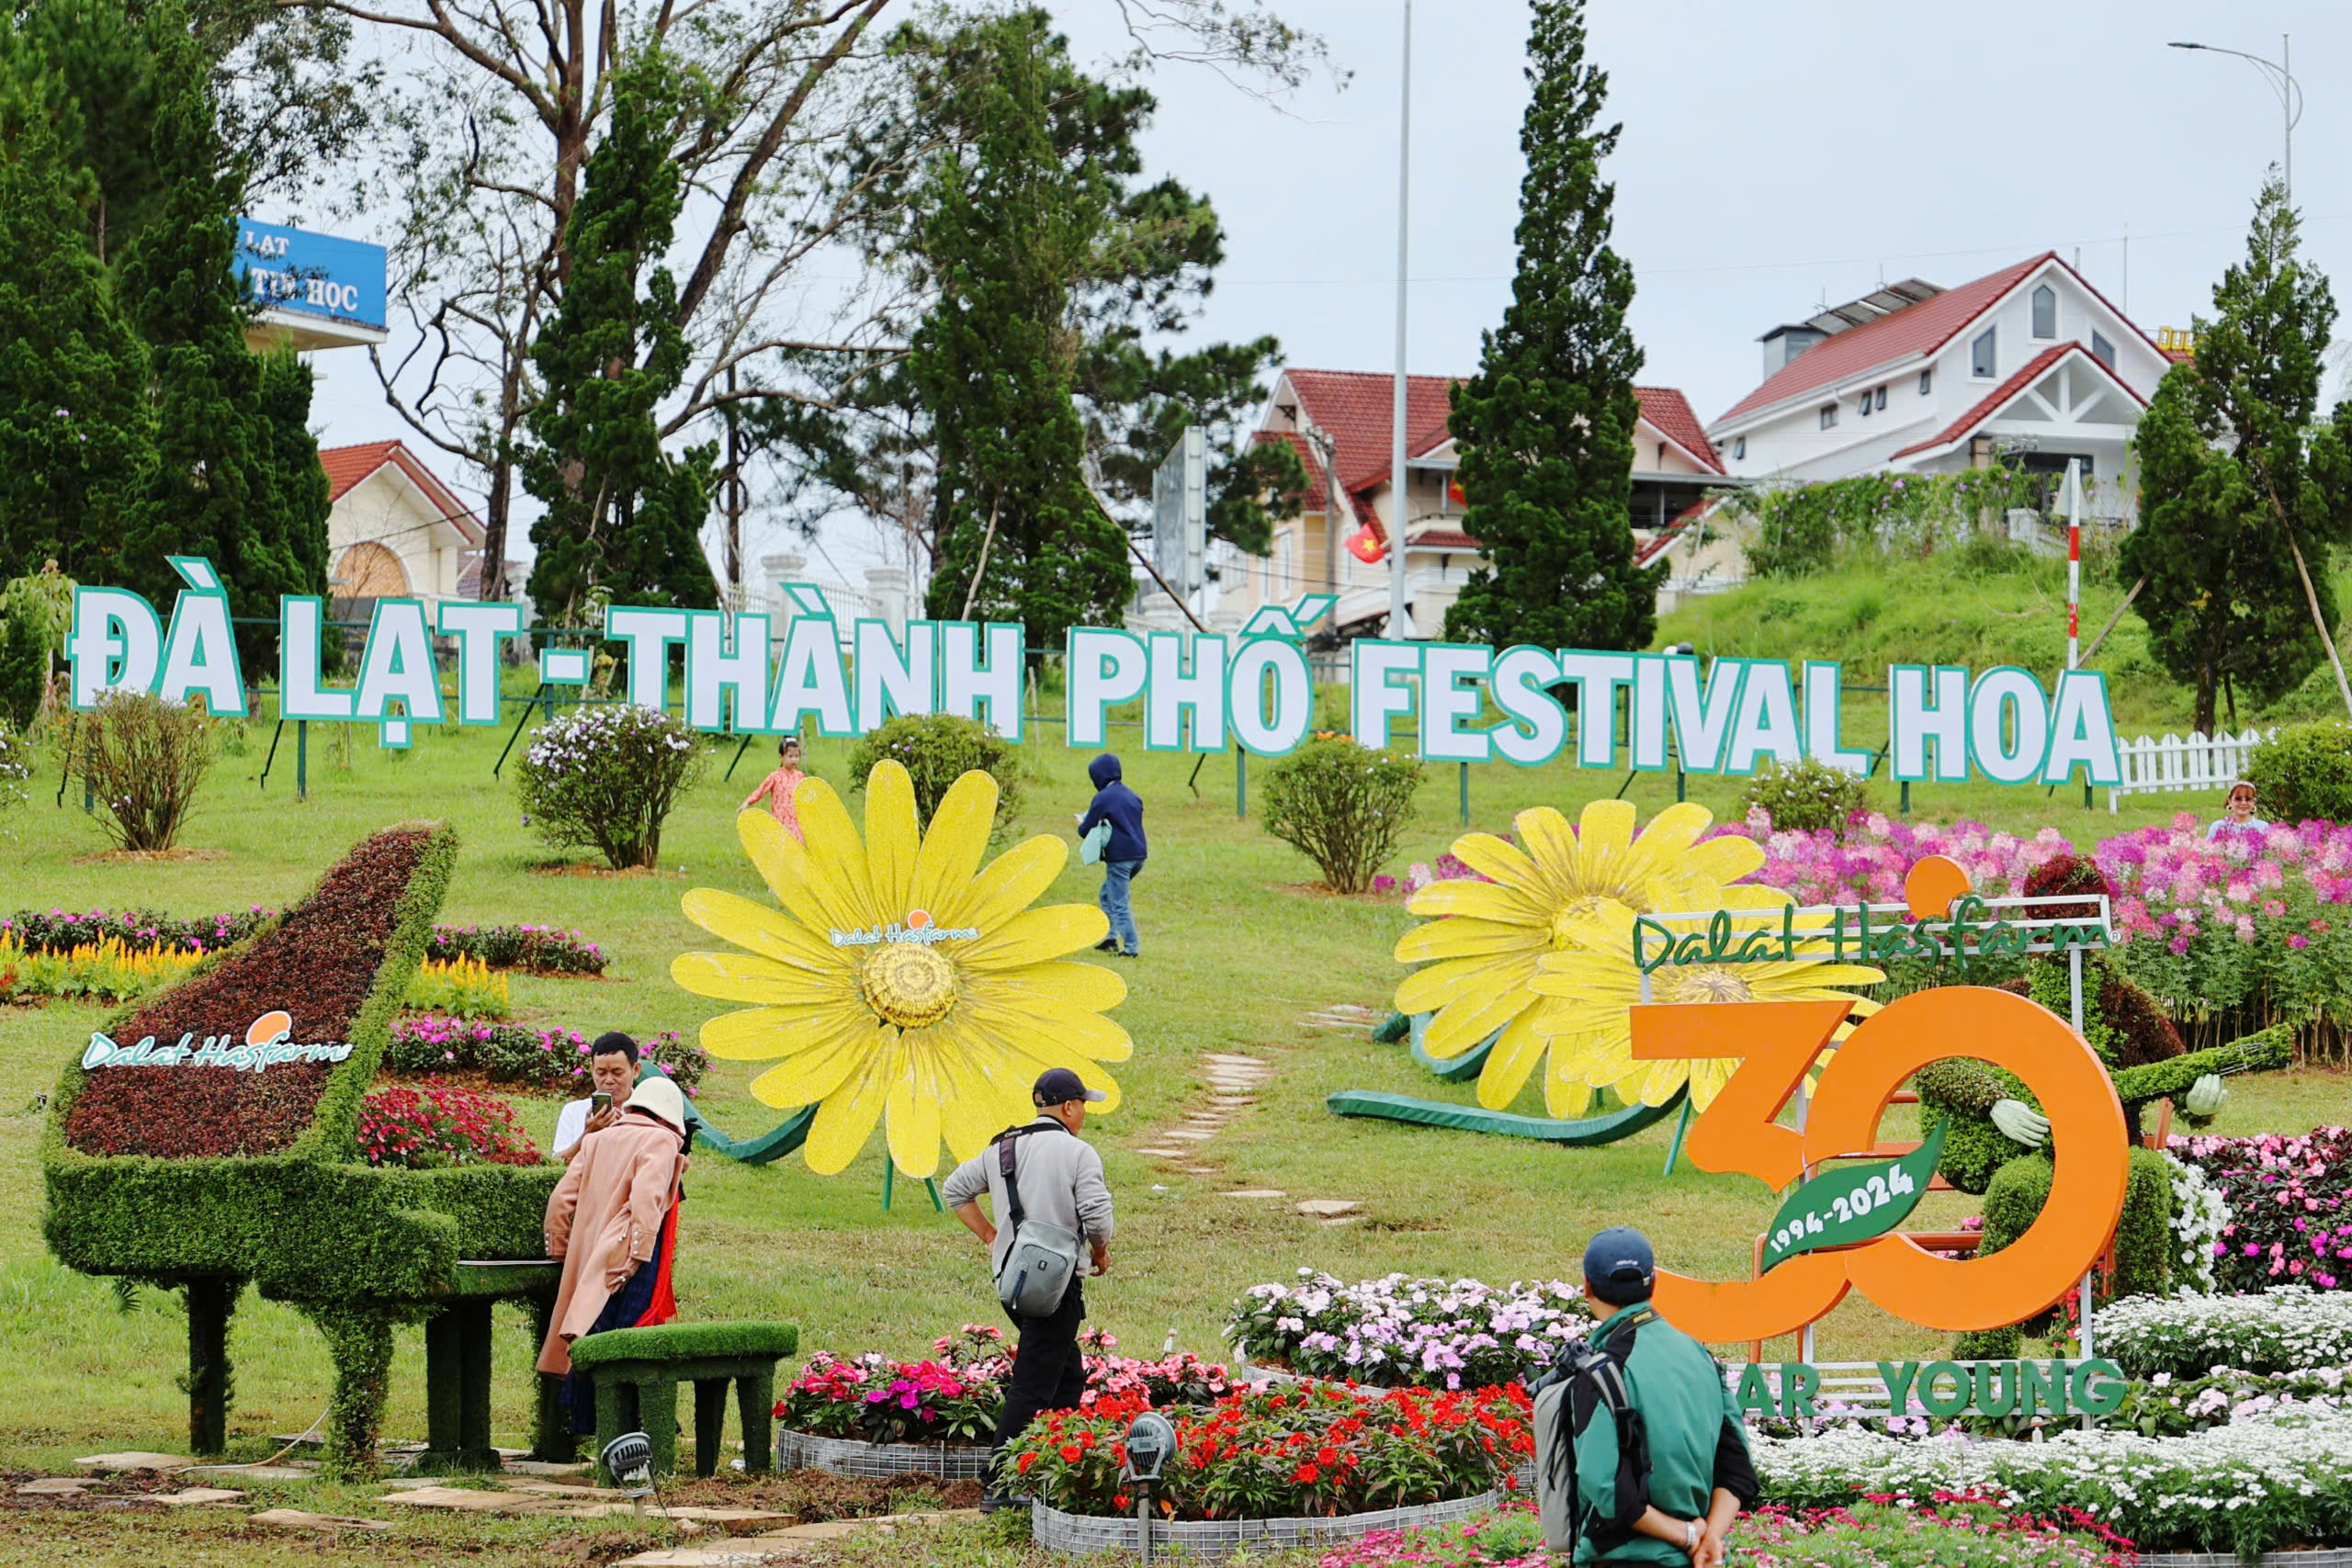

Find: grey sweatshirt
[942,1117,1115,1280]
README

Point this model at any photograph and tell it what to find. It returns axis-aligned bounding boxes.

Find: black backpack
[1532,1308,1654,1556]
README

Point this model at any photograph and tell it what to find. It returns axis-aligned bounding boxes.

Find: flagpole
[1387,0,1414,642]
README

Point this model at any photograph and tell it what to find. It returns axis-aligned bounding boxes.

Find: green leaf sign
[1759,1122,1947,1272]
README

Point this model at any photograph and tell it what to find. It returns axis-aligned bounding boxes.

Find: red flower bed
[62,827,433,1158]
[1005,1382,1532,1520]
[357,1085,541,1168]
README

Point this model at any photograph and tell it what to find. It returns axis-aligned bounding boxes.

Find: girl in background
[741,736,808,840]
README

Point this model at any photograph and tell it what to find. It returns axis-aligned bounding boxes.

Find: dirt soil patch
[526,862,685,879]
[1272,882,1398,903]
[71,847,232,865]
[653,1469,981,1519]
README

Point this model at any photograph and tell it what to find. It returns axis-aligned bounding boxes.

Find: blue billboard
[233,219,387,333]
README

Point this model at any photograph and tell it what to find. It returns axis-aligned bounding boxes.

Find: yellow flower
[1527,903,1883,1111]
[1394,801,1782,1113]
[670,761,1129,1178]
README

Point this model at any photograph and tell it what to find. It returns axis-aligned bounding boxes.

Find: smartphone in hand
[591,1091,613,1114]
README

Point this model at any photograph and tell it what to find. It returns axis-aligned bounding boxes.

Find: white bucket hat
[628,1075,689,1134]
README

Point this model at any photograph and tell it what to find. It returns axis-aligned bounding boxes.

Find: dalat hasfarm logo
[81,1010,357,1074]
[828,908,980,949]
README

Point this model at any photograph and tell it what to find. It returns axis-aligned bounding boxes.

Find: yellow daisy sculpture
[670,761,1128,1179]
[1394,800,1785,1113]
[1528,904,1883,1111]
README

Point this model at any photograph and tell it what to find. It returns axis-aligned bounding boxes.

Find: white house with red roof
[1221,367,1737,637]
[1706,253,2171,519]
[319,440,498,613]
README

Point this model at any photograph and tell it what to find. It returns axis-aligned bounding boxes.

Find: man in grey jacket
[943,1067,1115,1508]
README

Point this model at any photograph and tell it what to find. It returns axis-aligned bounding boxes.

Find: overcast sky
[301,0,2348,575]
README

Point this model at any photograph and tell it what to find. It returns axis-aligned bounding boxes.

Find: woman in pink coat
[538,1075,692,1431]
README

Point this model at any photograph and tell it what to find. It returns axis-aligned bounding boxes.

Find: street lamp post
[2170,35,2302,202]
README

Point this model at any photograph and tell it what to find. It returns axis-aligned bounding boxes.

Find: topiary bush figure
[1259,737,1424,895]
[847,713,1022,840]
[1915,853,2291,1357]
[1739,755,1866,835]
[2245,719,2352,823]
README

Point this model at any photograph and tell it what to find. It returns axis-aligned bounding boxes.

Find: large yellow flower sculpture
[671,761,1128,1179]
[1528,905,1883,1111]
[1395,801,1784,1113]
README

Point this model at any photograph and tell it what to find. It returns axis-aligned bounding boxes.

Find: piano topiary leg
[302,1303,397,1478]
[642,1376,680,1476]
[185,1277,238,1456]
[528,1293,576,1462]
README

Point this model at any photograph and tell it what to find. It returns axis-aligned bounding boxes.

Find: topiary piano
[41,822,568,1475]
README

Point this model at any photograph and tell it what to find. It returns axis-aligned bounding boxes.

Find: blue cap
[1033,1067,1106,1107]
[1583,1227,1656,1303]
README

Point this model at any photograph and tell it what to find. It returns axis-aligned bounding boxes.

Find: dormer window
[2031,285,2057,339]
[1972,328,1997,378]
[1819,404,1838,430]
[2091,331,2116,369]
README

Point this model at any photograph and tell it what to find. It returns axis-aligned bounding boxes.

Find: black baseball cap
[1583,1226,1657,1304]
[1033,1067,1106,1107]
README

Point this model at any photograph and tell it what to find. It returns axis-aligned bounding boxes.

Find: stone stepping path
[616,1509,980,1567]
[1303,1002,1378,1032]
[1137,1053,1271,1175]
[253,1507,391,1533]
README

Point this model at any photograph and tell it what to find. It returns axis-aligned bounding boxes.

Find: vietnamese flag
[1345,526,1385,564]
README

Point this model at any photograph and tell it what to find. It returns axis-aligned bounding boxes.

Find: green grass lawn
[3,708,2347,1560]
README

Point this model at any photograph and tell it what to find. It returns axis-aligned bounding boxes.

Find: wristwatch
[1685,1520,1702,1553]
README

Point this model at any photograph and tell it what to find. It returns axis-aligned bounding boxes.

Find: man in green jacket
[1566,1229,1758,1566]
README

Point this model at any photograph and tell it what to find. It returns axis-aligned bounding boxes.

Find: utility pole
[1387,0,1414,642]
[721,365,745,607]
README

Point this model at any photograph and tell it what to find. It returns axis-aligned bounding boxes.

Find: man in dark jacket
[1076,753,1146,958]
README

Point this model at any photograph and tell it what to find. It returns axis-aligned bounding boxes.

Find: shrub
[514,703,706,869]
[2172,1126,2352,1292]
[0,609,42,730]
[2098,1284,2352,1378]
[1260,738,1423,895]
[402,955,510,1020]
[1740,756,1867,835]
[1004,1381,1532,1520]
[356,1084,541,1168]
[846,713,1021,839]
[2,905,272,954]
[387,1016,708,1095]
[2245,719,2352,824]
[68,690,215,852]
[0,715,29,817]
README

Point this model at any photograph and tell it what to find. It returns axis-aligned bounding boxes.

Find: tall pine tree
[0,31,153,580]
[1442,0,1660,651]
[523,46,718,622]
[910,10,1130,649]
[2122,175,2352,731]
[114,5,326,672]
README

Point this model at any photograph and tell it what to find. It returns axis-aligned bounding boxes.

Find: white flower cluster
[523,703,694,772]
[1227,1269,1587,1390]
[2098,1284,2352,1378]
[2161,1148,2231,1294]
[1754,1408,2352,1554]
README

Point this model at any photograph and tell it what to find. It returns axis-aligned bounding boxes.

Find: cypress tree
[1442,0,1661,651]
[2122,175,2352,731]
[523,46,718,622]
[0,44,153,580]
[911,10,1131,649]
[115,6,326,671]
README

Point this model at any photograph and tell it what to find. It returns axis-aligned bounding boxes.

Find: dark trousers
[992,1280,1086,1466]
[560,1223,670,1436]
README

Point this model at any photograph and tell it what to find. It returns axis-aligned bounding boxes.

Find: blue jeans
[1099,859,1143,954]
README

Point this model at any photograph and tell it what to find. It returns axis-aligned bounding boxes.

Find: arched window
[2031,285,2056,339]
[334,541,411,602]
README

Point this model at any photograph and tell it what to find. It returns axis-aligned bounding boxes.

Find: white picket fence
[2109,727,2273,812]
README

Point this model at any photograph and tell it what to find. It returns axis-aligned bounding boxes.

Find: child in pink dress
[741,737,807,840]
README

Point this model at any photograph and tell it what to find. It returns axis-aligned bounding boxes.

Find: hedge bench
[566,1321,799,1480]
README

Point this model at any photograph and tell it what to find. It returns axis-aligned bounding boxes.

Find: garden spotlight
[1121,1412,1179,1567]
[601,1429,656,1503]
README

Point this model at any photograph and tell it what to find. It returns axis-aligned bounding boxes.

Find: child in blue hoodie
[1076,753,1147,958]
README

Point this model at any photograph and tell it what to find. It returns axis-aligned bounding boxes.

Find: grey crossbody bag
[993,1127,1084,1317]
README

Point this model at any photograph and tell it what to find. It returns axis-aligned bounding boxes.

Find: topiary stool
[566,1321,798,1480]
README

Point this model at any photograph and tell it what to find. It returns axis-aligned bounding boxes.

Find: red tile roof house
[319,440,511,610]
[1224,368,1733,637]
[1703,254,2170,525]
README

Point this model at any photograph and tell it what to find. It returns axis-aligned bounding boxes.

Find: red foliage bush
[62,828,432,1158]
[356,1085,541,1168]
